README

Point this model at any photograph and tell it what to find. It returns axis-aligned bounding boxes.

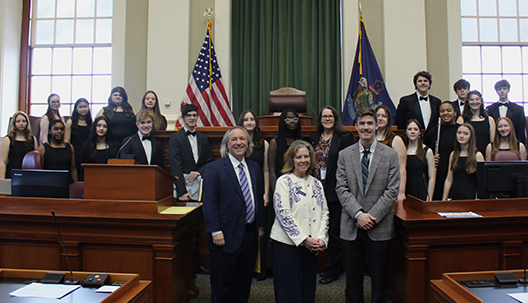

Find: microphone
[519,255,528,284]
[51,209,80,284]
[116,136,133,159]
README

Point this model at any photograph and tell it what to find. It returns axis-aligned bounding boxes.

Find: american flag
[177,24,235,127]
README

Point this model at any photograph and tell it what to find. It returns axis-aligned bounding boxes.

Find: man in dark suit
[486,79,526,145]
[336,108,400,303]
[202,126,264,303]
[450,79,470,117]
[395,71,442,136]
[119,110,163,167]
[169,103,212,201]
[169,103,212,275]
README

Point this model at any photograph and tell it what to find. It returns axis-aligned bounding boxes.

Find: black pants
[323,200,343,278]
[342,230,391,303]
[209,222,258,303]
[272,240,318,303]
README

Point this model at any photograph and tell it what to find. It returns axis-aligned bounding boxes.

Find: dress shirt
[499,101,509,118]
[183,126,199,163]
[358,139,377,163]
[417,92,432,128]
[270,173,329,247]
[139,131,152,164]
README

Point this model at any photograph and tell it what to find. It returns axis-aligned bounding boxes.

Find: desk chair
[69,182,84,199]
[21,151,43,169]
[269,87,307,115]
[492,150,522,161]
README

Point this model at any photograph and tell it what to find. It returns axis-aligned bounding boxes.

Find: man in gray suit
[336,108,400,303]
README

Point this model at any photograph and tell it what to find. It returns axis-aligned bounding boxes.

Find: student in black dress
[403,119,435,201]
[0,111,38,179]
[485,117,527,161]
[38,119,78,183]
[443,123,484,200]
[308,105,355,285]
[96,86,137,146]
[141,90,167,131]
[65,98,92,181]
[238,109,270,280]
[375,104,407,202]
[40,93,64,144]
[458,90,495,154]
[424,101,460,200]
[269,109,303,194]
[79,116,118,180]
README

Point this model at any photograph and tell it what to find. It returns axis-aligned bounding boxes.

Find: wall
[1,0,465,132]
[0,0,22,135]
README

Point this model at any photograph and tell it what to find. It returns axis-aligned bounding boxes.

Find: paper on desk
[437,211,482,218]
[96,285,120,293]
[508,292,528,302]
[160,206,195,215]
[9,282,80,299]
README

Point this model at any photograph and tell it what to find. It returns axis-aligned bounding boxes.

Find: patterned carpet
[189,273,373,303]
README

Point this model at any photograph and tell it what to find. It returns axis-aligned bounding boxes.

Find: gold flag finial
[204,7,214,20]
[359,1,362,18]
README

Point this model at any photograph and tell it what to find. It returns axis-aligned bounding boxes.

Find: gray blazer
[336,141,399,241]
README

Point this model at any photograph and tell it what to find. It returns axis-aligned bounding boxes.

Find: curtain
[232,0,342,122]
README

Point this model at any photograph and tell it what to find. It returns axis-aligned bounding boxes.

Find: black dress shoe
[195,265,210,275]
[319,276,337,284]
[255,273,267,281]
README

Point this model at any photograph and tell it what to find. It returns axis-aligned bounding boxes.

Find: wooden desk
[0,268,150,302]
[390,196,528,303]
[0,197,200,303]
[431,270,527,303]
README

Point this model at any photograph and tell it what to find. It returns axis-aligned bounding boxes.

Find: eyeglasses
[322,115,334,120]
[284,117,299,122]
[185,114,198,118]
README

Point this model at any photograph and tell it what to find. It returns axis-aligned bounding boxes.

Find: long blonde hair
[450,123,478,174]
[7,111,33,147]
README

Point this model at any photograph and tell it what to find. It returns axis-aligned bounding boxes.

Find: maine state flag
[342,17,395,126]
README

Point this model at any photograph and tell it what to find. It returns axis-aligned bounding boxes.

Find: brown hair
[450,123,478,174]
[281,140,316,175]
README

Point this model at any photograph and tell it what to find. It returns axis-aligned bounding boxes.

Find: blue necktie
[361,149,370,193]
[238,163,254,223]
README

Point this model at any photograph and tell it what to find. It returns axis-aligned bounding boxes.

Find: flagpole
[204,8,214,90]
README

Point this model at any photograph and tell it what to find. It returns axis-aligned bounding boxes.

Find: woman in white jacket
[271,139,329,303]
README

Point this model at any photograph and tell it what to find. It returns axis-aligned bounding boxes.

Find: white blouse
[270,173,329,247]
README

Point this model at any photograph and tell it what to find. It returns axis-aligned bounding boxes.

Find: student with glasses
[40,93,64,144]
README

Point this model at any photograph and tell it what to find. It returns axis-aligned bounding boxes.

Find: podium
[0,268,150,302]
[0,161,199,303]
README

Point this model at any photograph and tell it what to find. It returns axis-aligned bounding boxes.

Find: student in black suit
[169,103,212,201]
[169,103,212,275]
[486,79,526,145]
[119,110,163,167]
[202,126,264,303]
[450,79,470,117]
[395,71,442,136]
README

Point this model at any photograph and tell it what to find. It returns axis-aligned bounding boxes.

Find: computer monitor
[11,169,69,198]
[476,161,528,199]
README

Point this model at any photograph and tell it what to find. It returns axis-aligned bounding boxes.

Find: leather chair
[28,115,41,142]
[269,87,307,115]
[69,182,84,199]
[21,151,43,169]
[492,150,522,161]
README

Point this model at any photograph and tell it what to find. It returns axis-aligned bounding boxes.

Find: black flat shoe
[195,265,210,275]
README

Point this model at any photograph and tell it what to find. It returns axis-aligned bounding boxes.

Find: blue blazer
[202,156,264,253]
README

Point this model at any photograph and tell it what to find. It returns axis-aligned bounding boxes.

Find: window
[461,0,528,109]
[29,0,112,116]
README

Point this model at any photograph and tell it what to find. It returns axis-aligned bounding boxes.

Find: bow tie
[186,130,196,137]
[419,96,428,101]
[460,101,464,107]
[142,135,152,141]
[499,103,508,107]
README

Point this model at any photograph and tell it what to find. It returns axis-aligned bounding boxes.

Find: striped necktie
[238,163,254,223]
[361,149,370,193]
